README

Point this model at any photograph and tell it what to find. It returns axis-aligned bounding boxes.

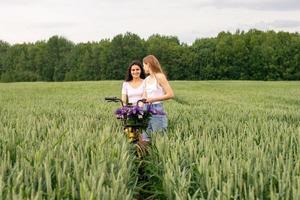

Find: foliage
[0,30,300,82]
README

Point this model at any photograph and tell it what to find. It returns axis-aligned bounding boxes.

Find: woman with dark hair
[121,60,146,105]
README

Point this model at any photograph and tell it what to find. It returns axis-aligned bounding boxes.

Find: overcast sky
[1,0,299,44]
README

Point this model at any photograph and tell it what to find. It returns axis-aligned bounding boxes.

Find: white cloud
[192,0,300,11]
[270,20,300,28]
[0,0,299,44]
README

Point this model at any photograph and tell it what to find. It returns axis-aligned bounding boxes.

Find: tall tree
[0,40,10,78]
[191,38,217,79]
[45,36,74,81]
[109,32,146,80]
[146,34,181,79]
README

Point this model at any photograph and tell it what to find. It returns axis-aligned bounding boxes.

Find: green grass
[0,81,299,199]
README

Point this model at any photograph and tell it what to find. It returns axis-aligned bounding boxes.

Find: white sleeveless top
[145,76,164,104]
[122,80,145,104]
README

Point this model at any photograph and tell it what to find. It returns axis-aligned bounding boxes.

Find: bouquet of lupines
[115,105,165,129]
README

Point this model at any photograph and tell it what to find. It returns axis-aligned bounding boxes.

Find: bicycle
[105,97,149,158]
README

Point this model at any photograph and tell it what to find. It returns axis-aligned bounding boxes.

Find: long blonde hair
[143,55,165,74]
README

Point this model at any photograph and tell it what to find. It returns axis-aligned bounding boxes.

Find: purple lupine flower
[132,106,138,114]
[138,109,144,116]
[114,104,165,128]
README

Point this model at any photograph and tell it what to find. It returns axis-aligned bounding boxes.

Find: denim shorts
[142,103,168,141]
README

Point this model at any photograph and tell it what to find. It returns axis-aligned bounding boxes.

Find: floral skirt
[142,103,167,141]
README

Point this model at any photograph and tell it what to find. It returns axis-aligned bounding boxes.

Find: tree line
[0,29,299,82]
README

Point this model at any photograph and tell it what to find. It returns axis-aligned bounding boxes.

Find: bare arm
[147,73,174,103]
[121,82,128,105]
[121,94,127,105]
[142,86,147,99]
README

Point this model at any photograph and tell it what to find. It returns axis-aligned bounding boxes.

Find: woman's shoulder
[155,73,167,82]
[155,73,165,78]
[122,81,129,87]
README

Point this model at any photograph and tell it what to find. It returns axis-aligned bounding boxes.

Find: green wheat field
[0,81,300,199]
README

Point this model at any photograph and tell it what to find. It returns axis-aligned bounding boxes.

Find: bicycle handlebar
[104,97,147,107]
[137,99,147,105]
[104,96,121,102]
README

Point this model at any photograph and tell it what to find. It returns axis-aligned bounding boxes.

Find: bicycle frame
[105,97,147,158]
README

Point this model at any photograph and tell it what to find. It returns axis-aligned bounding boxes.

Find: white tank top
[145,76,164,104]
[122,80,145,104]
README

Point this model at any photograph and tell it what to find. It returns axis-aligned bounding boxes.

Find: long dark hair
[125,60,146,81]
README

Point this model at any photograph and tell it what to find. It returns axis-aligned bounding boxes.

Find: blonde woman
[142,55,174,141]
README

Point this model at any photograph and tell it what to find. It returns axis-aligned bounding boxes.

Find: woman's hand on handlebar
[144,97,155,103]
[136,98,147,107]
